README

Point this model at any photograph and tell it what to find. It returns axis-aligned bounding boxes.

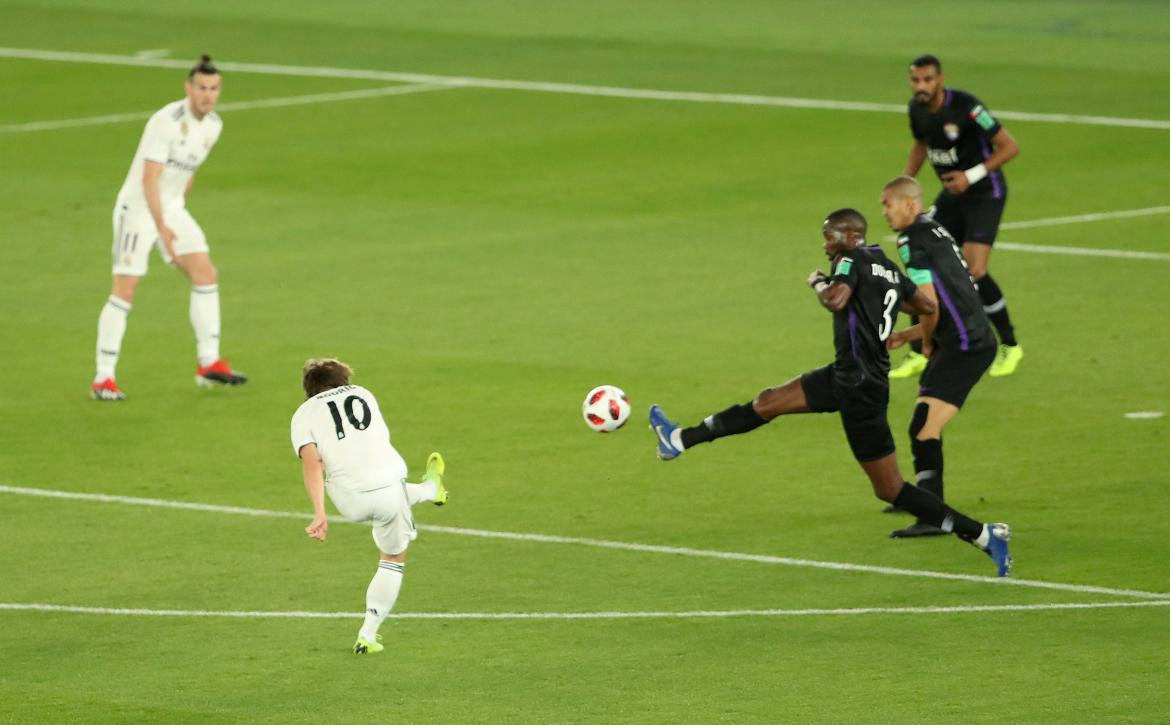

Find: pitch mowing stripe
[0,83,453,133]
[4,484,1168,601]
[2,47,1168,130]
[2,600,1169,620]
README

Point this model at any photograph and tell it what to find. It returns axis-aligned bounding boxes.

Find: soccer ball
[582,385,631,432]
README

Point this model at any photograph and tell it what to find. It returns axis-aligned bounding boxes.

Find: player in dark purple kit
[890,54,1024,381]
[881,176,997,538]
[647,208,1012,576]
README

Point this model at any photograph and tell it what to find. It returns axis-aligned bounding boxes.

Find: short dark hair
[824,208,868,237]
[188,54,219,79]
[302,358,353,398]
[910,54,941,73]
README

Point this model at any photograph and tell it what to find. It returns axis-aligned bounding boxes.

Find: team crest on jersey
[943,123,960,141]
[180,121,188,136]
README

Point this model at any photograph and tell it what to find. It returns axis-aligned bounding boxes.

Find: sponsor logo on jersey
[944,123,960,141]
[927,146,959,165]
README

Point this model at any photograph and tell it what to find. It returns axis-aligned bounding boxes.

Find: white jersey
[116,98,222,211]
[290,385,408,493]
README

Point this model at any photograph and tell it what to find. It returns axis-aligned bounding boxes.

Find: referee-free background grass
[2,1,1169,721]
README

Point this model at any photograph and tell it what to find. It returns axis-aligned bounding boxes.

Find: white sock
[974,525,990,549]
[670,428,685,452]
[95,296,131,382]
[358,560,404,642]
[404,480,438,506]
[189,284,220,367]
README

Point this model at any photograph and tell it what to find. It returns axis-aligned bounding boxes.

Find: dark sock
[893,482,983,541]
[976,274,1017,346]
[908,315,923,355]
[680,402,766,449]
[911,438,944,500]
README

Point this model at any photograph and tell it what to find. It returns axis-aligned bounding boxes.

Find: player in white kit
[92,54,246,400]
[291,358,449,654]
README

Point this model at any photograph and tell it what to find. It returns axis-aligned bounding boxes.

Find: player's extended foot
[425,452,448,506]
[989,344,1023,378]
[890,521,947,538]
[889,350,928,380]
[981,523,1013,577]
[353,634,384,654]
[91,378,126,401]
[648,405,682,460]
[195,359,248,387]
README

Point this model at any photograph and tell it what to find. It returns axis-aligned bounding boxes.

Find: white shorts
[110,203,210,276]
[327,483,418,556]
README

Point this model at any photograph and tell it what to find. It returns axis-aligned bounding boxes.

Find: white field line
[0,83,453,134]
[3,484,1168,601]
[876,205,1170,261]
[2,47,1169,130]
[996,241,1170,261]
[999,205,1170,230]
[2,600,1169,621]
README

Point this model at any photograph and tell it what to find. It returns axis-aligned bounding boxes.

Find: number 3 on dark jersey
[326,396,372,439]
[878,288,899,342]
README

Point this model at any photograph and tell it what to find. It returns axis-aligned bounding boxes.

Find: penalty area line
[3,484,1169,602]
[2,600,1170,620]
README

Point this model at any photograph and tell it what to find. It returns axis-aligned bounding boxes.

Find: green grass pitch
[2,1,1169,721]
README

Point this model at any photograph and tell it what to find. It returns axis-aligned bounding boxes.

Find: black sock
[908,314,923,355]
[911,438,944,501]
[893,482,983,541]
[976,274,1017,346]
[680,402,766,449]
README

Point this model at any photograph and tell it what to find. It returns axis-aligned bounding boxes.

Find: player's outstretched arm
[299,443,329,541]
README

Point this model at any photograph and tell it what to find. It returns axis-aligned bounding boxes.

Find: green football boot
[889,350,928,380]
[425,452,448,506]
[989,344,1023,377]
[353,634,384,654]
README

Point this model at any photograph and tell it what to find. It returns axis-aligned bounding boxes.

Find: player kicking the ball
[649,209,1012,576]
[91,54,245,400]
[291,358,449,653]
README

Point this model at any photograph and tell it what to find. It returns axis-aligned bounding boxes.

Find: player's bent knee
[193,263,217,286]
